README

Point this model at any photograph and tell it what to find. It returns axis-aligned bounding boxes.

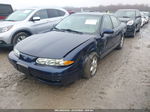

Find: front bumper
[124,25,135,36]
[0,31,13,47]
[8,51,81,85]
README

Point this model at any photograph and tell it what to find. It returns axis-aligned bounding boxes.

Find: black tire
[12,32,30,45]
[83,52,98,79]
[137,27,140,32]
[116,35,124,50]
[131,28,136,37]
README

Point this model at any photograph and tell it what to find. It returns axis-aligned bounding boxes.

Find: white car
[141,12,148,27]
[0,7,69,47]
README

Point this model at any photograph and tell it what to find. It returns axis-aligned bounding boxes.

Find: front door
[30,9,51,34]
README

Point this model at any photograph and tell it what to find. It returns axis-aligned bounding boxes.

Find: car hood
[0,21,19,27]
[118,18,132,23]
[16,31,93,59]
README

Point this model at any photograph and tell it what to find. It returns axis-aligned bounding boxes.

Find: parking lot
[0,23,150,109]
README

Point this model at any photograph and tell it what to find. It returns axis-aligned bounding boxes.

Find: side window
[47,9,58,18]
[110,16,120,28]
[34,9,48,19]
[101,15,113,30]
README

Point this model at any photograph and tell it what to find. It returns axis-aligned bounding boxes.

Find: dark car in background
[115,9,141,37]
[0,4,13,20]
[9,12,126,85]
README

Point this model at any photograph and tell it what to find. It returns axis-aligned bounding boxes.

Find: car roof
[0,3,11,6]
[73,12,113,16]
[117,9,139,11]
[142,11,149,13]
[17,7,67,11]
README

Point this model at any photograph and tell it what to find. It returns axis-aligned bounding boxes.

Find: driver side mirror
[101,29,114,36]
[32,17,40,21]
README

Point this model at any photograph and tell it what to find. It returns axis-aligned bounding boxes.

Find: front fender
[64,38,98,65]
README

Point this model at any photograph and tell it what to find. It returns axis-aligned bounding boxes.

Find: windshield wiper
[61,29,83,34]
[52,27,65,32]
[122,16,130,18]
[53,27,83,34]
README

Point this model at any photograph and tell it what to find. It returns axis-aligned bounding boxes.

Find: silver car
[0,7,69,47]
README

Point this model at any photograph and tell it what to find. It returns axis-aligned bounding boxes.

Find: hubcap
[17,35,27,43]
[90,56,98,76]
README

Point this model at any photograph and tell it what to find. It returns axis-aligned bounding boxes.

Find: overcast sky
[0,0,149,9]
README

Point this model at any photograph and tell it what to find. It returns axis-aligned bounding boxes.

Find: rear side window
[110,16,120,28]
[34,9,48,19]
[47,9,65,18]
[57,10,65,16]
[101,15,113,30]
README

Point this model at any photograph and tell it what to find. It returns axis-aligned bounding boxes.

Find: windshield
[55,14,101,34]
[5,9,34,21]
[143,12,150,16]
[115,10,135,18]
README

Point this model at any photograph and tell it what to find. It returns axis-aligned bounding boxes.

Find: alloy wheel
[90,56,98,76]
[17,35,27,43]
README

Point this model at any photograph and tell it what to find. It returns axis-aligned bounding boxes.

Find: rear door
[30,9,50,34]
[101,15,114,51]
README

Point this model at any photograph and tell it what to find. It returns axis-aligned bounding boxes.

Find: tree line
[65,4,150,12]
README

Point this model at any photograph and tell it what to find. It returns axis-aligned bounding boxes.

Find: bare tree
[65,4,150,12]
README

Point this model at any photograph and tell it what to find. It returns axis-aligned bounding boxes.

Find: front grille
[20,53,37,62]
[0,40,6,44]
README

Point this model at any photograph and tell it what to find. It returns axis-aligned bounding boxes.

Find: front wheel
[83,52,98,79]
[12,32,30,45]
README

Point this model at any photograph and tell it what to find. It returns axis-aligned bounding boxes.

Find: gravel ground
[0,24,150,109]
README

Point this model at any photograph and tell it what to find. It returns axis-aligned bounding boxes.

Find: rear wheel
[116,35,124,50]
[137,26,140,32]
[83,52,98,79]
[12,32,30,45]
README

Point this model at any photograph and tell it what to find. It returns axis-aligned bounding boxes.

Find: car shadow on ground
[0,47,12,54]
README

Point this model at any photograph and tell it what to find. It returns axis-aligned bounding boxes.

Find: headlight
[0,25,13,33]
[14,48,20,57]
[127,20,134,25]
[36,58,74,66]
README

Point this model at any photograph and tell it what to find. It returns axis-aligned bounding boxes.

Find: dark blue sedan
[8,13,126,85]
